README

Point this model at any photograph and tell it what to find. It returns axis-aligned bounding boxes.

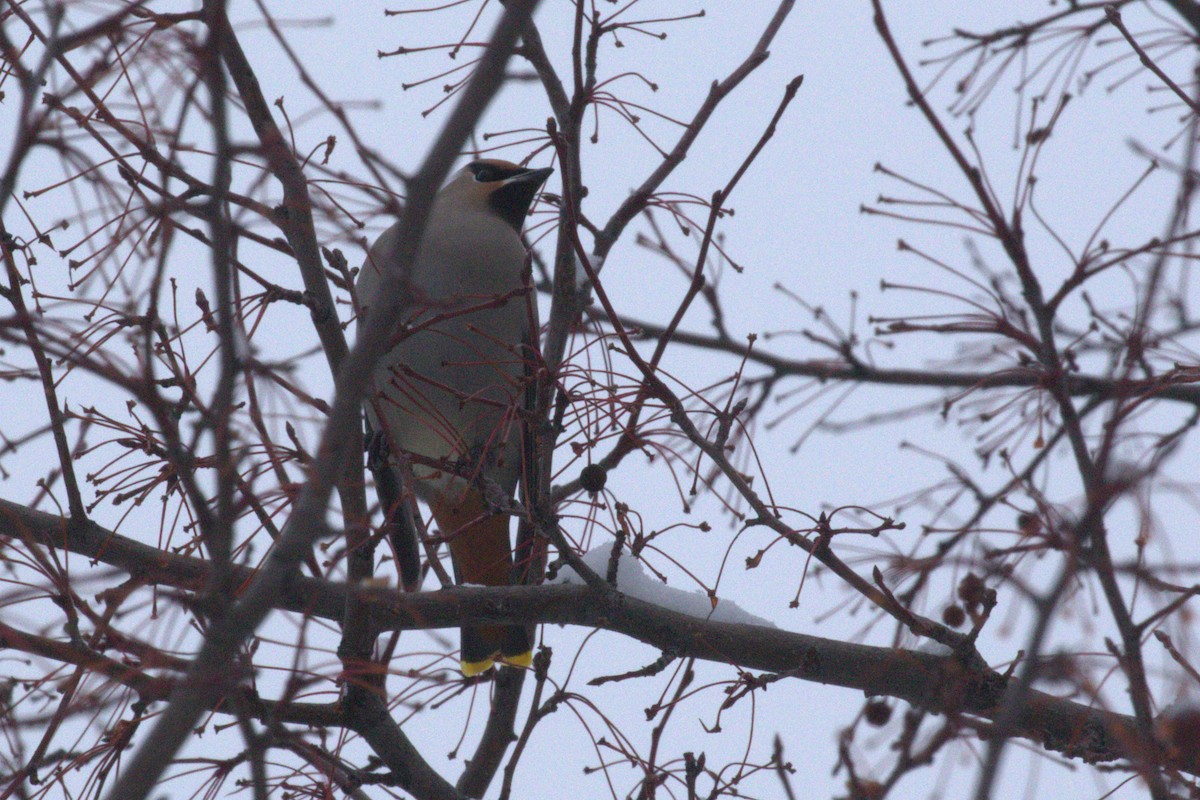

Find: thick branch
[2,498,1184,778]
[102,3,541,797]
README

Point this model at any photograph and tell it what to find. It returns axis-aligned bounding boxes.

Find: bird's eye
[471,164,500,183]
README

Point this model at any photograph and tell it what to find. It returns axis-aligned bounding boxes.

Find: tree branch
[102,2,541,796]
[3,497,1186,779]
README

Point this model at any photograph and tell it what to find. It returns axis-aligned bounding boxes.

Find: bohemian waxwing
[356,159,552,676]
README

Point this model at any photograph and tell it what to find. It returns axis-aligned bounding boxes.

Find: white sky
[3,1,1196,798]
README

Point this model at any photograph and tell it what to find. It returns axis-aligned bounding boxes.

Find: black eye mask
[468,160,523,184]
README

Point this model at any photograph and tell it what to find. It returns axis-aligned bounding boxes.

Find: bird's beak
[504,166,554,188]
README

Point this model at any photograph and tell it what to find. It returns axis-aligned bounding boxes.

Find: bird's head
[442,159,554,232]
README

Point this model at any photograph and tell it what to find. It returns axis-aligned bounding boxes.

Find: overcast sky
[3,1,1194,798]
[247,2,1191,796]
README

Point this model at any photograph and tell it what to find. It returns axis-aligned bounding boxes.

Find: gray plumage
[356,159,551,674]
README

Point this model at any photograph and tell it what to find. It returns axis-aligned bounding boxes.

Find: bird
[356,158,552,676]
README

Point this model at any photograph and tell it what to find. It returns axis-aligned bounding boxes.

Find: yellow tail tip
[461,657,496,677]
[460,650,533,676]
[500,650,533,669]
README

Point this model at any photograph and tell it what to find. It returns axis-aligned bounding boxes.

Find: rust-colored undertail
[431,488,531,676]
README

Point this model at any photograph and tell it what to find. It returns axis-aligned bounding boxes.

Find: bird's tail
[459,622,532,677]
[433,491,532,676]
